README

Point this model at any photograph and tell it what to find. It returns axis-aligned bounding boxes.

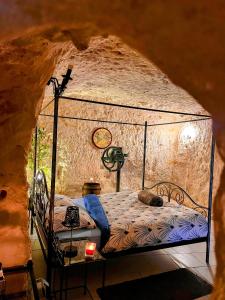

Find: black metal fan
[101,146,128,192]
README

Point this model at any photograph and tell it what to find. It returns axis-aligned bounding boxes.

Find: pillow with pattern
[53,206,96,232]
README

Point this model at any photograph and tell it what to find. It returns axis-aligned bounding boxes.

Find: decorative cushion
[138,190,163,207]
[150,196,163,207]
[53,205,96,232]
[138,190,151,205]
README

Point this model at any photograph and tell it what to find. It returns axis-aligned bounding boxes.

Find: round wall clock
[92,127,112,149]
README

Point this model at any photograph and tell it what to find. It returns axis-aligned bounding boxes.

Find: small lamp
[62,206,80,258]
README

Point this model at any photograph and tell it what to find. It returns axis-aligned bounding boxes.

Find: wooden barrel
[82,182,101,196]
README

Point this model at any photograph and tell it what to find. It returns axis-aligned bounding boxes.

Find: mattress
[55,190,208,253]
[55,227,101,249]
[98,190,208,253]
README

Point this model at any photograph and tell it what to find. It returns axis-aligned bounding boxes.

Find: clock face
[92,128,112,149]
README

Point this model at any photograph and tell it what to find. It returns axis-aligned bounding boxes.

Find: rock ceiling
[43,35,208,118]
[0,2,224,297]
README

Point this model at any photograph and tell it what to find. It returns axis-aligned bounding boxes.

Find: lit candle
[85,242,96,257]
[90,177,94,182]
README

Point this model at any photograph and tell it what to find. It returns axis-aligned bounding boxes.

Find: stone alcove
[36,36,221,208]
[0,1,225,298]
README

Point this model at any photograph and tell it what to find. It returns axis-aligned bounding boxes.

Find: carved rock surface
[0,35,61,267]
[0,1,225,298]
[40,38,222,212]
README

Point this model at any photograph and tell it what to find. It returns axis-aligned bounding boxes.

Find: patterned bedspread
[98,190,208,253]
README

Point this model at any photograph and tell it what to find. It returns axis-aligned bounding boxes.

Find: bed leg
[206,134,215,265]
[206,238,210,264]
[27,260,40,300]
[30,215,34,235]
[84,263,88,295]
[102,260,106,289]
[59,267,64,300]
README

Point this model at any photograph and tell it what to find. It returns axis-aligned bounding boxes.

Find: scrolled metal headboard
[34,169,50,231]
[145,181,208,217]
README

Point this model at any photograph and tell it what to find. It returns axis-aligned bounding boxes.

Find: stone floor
[31,225,216,300]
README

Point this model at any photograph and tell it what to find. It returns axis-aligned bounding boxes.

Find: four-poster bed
[30,68,215,297]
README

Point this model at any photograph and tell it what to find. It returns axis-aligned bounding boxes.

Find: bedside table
[54,239,106,300]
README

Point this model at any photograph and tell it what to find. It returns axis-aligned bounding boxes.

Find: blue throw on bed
[83,194,110,249]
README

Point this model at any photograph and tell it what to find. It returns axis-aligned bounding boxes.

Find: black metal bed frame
[30,68,215,298]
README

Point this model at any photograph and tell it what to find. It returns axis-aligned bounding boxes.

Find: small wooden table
[54,239,105,300]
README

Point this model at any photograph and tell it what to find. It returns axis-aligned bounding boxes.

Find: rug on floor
[97,268,212,300]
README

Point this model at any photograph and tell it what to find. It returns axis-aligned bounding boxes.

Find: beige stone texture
[0,1,225,298]
[40,38,222,212]
[0,36,60,267]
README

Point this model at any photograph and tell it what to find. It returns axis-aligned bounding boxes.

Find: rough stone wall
[39,38,222,208]
[39,113,217,210]
[43,37,206,115]
[1,1,225,298]
[0,35,61,267]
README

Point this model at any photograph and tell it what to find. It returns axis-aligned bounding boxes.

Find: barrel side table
[82,182,101,196]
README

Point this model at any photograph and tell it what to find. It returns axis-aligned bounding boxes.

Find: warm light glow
[36,172,43,182]
[90,177,94,182]
[85,242,96,256]
[181,125,198,142]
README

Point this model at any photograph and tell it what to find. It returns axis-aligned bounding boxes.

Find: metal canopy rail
[34,67,215,296]
[59,95,211,118]
[40,113,211,127]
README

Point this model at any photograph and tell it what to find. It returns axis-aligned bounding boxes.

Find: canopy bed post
[142,121,148,190]
[116,169,121,192]
[30,126,38,235]
[46,67,73,296]
[206,133,215,264]
[33,126,38,182]
[46,92,59,297]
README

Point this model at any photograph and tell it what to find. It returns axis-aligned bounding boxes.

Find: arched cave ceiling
[0,1,225,298]
[43,36,208,117]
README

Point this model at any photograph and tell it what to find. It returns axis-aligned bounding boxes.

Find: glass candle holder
[85,242,96,257]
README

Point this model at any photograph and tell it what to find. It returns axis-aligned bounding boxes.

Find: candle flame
[85,242,96,256]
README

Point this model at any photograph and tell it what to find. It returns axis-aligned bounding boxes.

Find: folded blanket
[138,190,163,207]
[83,194,110,249]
